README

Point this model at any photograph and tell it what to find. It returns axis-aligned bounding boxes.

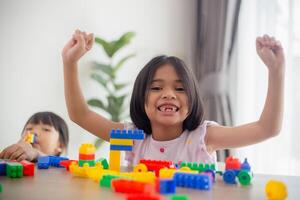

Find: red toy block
[126,194,162,200]
[19,160,34,176]
[225,156,241,170]
[60,160,78,171]
[79,154,95,160]
[140,159,173,176]
[111,179,155,194]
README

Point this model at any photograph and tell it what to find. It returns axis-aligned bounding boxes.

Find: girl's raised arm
[62,30,123,141]
[205,35,285,151]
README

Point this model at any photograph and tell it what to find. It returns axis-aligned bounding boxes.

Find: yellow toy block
[159,167,198,179]
[79,143,95,155]
[109,150,121,171]
[120,172,156,183]
[69,162,90,177]
[265,180,287,200]
[110,139,133,146]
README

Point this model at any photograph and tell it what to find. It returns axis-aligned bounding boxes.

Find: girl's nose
[162,89,176,100]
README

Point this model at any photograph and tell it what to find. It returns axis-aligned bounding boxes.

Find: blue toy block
[110,145,133,151]
[173,172,212,190]
[110,129,145,140]
[49,156,69,168]
[241,158,251,171]
[203,169,216,182]
[37,156,50,169]
[0,160,7,176]
[159,179,176,194]
[223,170,237,184]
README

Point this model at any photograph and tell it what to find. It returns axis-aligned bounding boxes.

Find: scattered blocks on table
[225,156,241,170]
[170,195,189,200]
[6,162,23,178]
[109,150,121,171]
[173,172,212,190]
[59,160,78,171]
[96,158,109,169]
[37,156,50,169]
[157,179,176,194]
[120,172,156,183]
[49,156,69,168]
[110,129,145,140]
[111,179,155,194]
[0,183,2,192]
[223,170,237,184]
[265,179,287,200]
[100,174,126,188]
[126,194,162,200]
[20,160,34,176]
[0,160,7,176]
[138,159,174,176]
[180,161,215,173]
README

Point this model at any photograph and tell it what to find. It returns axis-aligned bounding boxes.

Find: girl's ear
[54,147,62,155]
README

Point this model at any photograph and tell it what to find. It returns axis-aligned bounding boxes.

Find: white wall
[0,0,197,160]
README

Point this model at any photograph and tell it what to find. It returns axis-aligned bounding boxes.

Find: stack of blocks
[79,144,95,167]
[109,129,145,171]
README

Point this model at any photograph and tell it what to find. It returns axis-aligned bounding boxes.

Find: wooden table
[0,167,299,200]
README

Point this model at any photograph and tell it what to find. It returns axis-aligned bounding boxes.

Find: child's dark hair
[22,112,69,149]
[130,55,204,134]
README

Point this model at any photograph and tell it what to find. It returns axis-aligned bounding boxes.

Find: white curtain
[233,0,300,175]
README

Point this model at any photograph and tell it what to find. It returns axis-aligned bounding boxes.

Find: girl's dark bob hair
[22,111,69,149]
[130,55,204,134]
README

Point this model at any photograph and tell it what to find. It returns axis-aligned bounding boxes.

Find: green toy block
[99,174,124,188]
[96,158,109,169]
[6,162,23,178]
[238,171,252,186]
[180,161,216,173]
[78,160,95,167]
[170,195,189,200]
[0,183,2,192]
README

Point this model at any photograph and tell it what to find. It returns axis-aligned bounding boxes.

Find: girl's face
[22,122,61,155]
[145,64,189,128]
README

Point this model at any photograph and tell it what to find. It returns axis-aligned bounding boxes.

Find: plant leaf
[114,54,135,72]
[92,61,114,78]
[95,37,115,58]
[113,82,128,91]
[94,138,106,149]
[87,99,107,110]
[91,73,107,87]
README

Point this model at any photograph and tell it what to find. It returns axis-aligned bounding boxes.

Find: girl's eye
[43,128,51,132]
[150,86,162,91]
[176,87,185,92]
[25,127,32,131]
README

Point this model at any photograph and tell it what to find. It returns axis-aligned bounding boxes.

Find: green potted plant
[87,32,135,149]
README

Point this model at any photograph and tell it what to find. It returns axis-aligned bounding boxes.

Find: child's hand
[62,29,94,65]
[0,141,39,162]
[256,35,285,74]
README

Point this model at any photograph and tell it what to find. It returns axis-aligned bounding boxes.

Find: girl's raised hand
[256,35,285,73]
[62,29,94,65]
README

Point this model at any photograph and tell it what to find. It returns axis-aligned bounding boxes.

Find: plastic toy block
[223,170,236,184]
[157,179,176,194]
[100,174,126,188]
[96,158,109,169]
[79,143,95,155]
[49,156,69,168]
[87,168,119,182]
[120,172,157,183]
[173,172,212,190]
[110,145,133,151]
[109,150,121,171]
[79,160,95,167]
[139,159,174,177]
[126,194,162,200]
[0,183,2,193]
[225,156,241,170]
[170,195,189,200]
[159,167,197,179]
[237,171,252,186]
[241,158,251,171]
[37,156,50,169]
[202,169,216,182]
[265,180,287,200]
[110,138,133,146]
[79,153,95,160]
[25,132,37,144]
[111,179,155,194]
[0,160,7,176]
[110,129,145,140]
[69,162,91,177]
[180,161,215,173]
[6,162,23,178]
[20,160,34,176]
[59,160,78,171]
